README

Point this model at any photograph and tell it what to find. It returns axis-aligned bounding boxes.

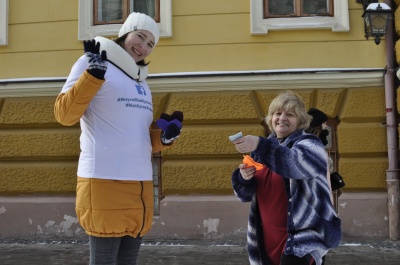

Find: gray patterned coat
[232,130,341,265]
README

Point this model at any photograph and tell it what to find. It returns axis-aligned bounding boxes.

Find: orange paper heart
[242,155,264,170]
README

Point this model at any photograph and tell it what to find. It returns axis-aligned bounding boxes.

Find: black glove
[83,39,108,79]
[156,111,184,144]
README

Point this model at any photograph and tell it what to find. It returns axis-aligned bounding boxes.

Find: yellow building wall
[0,86,388,195]
[0,0,387,79]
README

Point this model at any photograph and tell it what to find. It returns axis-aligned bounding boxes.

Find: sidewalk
[0,237,399,265]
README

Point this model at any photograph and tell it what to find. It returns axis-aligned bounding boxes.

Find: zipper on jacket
[139,181,146,235]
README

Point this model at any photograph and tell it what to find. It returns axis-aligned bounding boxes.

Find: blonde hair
[265,90,312,134]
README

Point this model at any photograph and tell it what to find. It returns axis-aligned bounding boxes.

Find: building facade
[0,0,399,241]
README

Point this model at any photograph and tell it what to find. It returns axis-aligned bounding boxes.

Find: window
[78,0,172,40]
[150,122,164,216]
[0,0,8,46]
[93,0,160,25]
[325,118,339,169]
[265,0,333,18]
[250,0,349,34]
[152,151,163,216]
[326,117,340,212]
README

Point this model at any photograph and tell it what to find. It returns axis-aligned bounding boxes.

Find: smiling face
[271,109,299,138]
[123,30,155,63]
[265,91,311,136]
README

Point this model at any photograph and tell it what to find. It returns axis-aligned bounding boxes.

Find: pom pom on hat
[119,12,160,45]
[308,108,328,127]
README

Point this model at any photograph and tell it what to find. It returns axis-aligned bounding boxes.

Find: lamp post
[357,0,393,44]
[382,0,399,241]
[357,0,399,240]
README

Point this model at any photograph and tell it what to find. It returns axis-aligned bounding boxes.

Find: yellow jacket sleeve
[54,71,105,126]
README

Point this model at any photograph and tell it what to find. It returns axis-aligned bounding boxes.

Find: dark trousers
[89,235,142,265]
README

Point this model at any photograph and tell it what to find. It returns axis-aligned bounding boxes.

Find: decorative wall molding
[0,69,384,97]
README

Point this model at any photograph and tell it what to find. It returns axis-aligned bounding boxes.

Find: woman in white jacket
[54,12,182,265]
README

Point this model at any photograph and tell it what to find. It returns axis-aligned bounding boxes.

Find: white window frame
[0,0,8,46]
[78,0,172,40]
[250,0,349,34]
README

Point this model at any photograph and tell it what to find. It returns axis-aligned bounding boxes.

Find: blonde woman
[231,91,341,265]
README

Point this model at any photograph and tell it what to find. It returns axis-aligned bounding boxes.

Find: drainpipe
[384,0,399,241]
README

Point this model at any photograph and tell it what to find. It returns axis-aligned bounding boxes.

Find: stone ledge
[0,192,391,240]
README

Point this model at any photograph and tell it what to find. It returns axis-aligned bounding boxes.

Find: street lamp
[357,0,393,45]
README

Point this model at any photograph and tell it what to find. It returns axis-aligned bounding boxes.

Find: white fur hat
[118,12,160,45]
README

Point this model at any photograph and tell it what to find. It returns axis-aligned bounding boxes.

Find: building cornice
[0,69,385,97]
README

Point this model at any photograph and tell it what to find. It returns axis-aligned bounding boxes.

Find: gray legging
[89,235,142,265]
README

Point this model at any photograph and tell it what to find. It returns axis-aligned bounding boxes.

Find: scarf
[94,36,149,81]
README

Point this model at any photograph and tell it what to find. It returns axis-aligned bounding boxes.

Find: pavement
[0,237,399,265]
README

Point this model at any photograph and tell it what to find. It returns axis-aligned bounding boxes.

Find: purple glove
[159,111,183,124]
[156,111,183,144]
